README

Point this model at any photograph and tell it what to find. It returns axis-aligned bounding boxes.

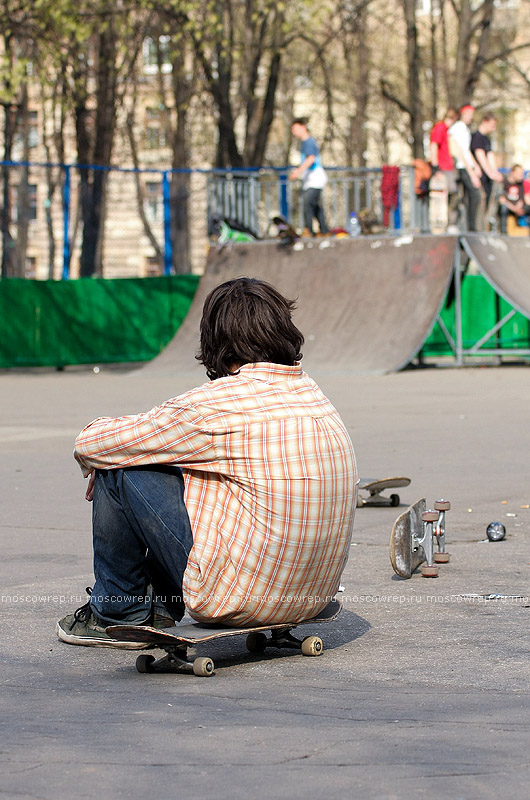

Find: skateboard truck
[136,648,215,677]
[414,500,451,578]
[390,497,451,579]
[134,627,324,675]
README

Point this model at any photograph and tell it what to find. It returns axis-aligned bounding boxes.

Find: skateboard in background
[357,476,411,508]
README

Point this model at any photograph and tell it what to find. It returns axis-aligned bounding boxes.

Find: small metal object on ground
[486,521,506,542]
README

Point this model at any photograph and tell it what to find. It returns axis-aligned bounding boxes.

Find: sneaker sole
[56,621,150,650]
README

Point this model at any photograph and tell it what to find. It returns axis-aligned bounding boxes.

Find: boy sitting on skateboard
[57,278,358,648]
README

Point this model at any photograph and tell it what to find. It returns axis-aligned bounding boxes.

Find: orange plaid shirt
[74,363,357,626]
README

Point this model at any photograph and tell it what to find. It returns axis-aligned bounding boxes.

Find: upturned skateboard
[389,497,451,578]
[107,598,342,676]
[429,170,449,234]
[357,476,411,508]
[272,214,299,244]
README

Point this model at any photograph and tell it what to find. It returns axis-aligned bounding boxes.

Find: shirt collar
[237,362,303,382]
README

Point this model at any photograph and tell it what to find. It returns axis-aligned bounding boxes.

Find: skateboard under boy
[107,598,342,676]
[357,477,411,507]
[389,497,451,578]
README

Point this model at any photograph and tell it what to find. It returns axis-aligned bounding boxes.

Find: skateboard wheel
[434,500,451,511]
[136,654,156,673]
[433,552,450,563]
[192,657,214,677]
[390,494,400,507]
[246,632,268,653]
[422,511,438,523]
[421,565,439,578]
[301,636,323,656]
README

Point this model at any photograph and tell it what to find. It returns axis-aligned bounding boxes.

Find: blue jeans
[89,466,193,625]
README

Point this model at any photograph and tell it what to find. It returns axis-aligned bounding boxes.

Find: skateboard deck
[107,599,342,676]
[429,170,448,234]
[357,476,411,507]
[389,497,426,578]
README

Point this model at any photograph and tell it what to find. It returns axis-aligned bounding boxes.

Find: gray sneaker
[56,588,174,649]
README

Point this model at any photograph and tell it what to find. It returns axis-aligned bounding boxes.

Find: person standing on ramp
[289,118,330,237]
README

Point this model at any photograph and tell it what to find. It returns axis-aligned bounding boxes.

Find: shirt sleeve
[300,138,320,159]
[73,400,215,476]
[430,123,444,145]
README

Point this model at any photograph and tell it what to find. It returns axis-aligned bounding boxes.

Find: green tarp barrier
[423,273,530,356]
[2,273,528,369]
[0,275,199,368]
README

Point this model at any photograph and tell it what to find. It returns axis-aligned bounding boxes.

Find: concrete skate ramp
[146,234,457,375]
[461,234,530,318]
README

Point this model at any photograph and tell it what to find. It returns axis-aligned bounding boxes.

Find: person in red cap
[449,105,482,230]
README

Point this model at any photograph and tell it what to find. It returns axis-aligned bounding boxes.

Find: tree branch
[380,79,412,117]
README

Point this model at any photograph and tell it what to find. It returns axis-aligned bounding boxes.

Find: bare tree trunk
[402,0,423,158]
[42,73,67,279]
[76,26,118,277]
[14,83,29,278]
[187,1,284,168]
[347,3,370,167]
[125,112,163,267]
[1,35,19,278]
[1,101,18,278]
[170,47,192,273]
[430,1,438,121]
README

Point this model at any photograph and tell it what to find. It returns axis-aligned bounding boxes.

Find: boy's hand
[85,471,95,502]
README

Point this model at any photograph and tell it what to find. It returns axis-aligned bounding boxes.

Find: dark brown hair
[197,277,304,380]
[444,108,458,123]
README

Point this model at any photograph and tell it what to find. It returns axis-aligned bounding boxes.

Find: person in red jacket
[429,108,459,225]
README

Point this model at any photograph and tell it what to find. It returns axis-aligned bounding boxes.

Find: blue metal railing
[1,160,415,278]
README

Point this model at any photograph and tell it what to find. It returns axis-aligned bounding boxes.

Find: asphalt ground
[1,363,529,800]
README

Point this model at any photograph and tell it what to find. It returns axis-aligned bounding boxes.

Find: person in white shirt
[449,105,482,231]
[290,119,329,237]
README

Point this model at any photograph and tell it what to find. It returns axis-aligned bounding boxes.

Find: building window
[28,184,37,220]
[143,35,172,74]
[145,127,168,149]
[28,110,38,148]
[145,181,162,222]
[12,182,38,221]
[144,107,169,149]
[146,106,162,120]
[146,255,162,276]
[25,255,37,278]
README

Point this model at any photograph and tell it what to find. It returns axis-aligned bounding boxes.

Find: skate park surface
[2,360,529,800]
